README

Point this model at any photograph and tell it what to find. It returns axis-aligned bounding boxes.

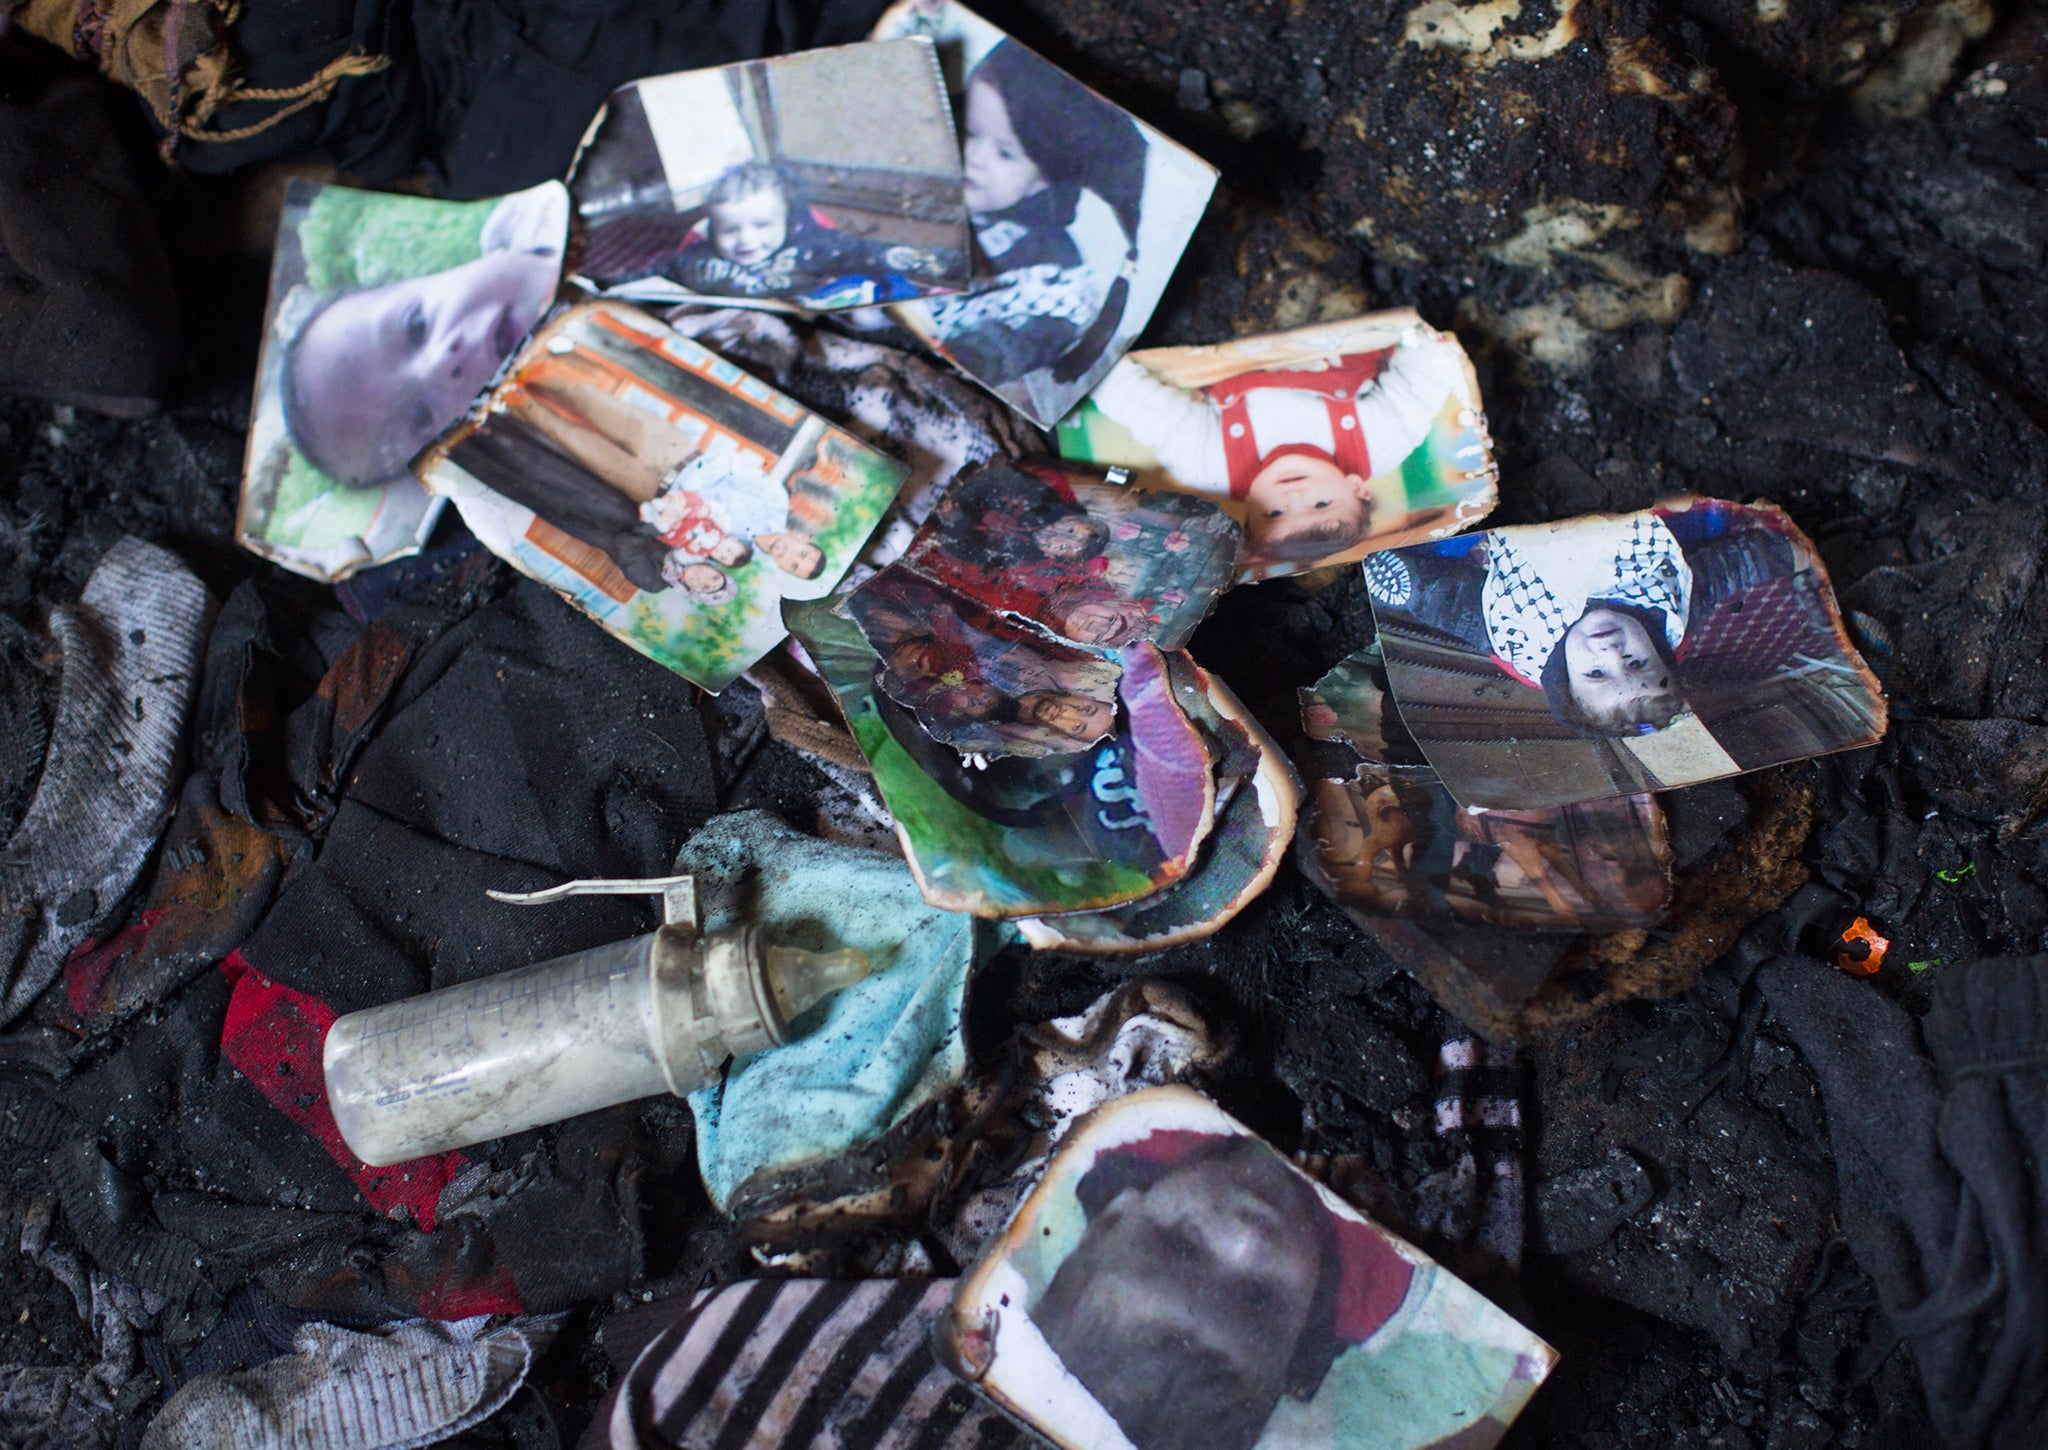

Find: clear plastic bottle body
[322,923,871,1167]
[325,934,678,1166]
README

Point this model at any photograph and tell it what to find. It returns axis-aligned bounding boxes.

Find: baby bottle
[323,875,869,1166]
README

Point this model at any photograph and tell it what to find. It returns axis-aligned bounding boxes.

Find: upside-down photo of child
[872,0,1217,427]
[567,40,972,311]
[239,179,568,581]
[1366,498,1888,810]
[1058,308,1498,581]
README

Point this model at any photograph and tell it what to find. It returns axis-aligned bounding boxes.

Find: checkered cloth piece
[1679,572,1842,685]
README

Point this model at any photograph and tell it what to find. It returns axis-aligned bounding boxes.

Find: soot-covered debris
[4,0,2047,1445]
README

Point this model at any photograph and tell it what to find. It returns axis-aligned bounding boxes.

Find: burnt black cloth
[1758,955,2048,1449]
[33,563,716,1325]
[237,571,718,1012]
[172,0,893,198]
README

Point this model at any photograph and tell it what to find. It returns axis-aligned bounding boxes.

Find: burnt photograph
[950,1088,1555,1450]
[1367,499,1887,810]
[1304,766,1672,931]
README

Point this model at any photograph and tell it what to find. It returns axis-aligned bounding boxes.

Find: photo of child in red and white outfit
[1060,309,1498,580]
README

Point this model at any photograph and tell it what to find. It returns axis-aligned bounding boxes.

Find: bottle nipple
[763,944,872,1025]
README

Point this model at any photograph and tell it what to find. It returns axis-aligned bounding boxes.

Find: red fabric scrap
[218,951,462,1232]
[418,1258,525,1321]
[64,909,168,1016]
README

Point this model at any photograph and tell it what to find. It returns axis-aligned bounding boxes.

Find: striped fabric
[605,1278,1033,1450]
[1430,1036,1527,1277]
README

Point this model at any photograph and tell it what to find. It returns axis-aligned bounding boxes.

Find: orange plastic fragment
[1835,917,1889,976]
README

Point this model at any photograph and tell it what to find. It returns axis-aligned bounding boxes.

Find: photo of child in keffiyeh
[870,0,1218,428]
[921,41,1145,389]
[1365,498,1887,807]
[1370,506,1783,737]
[1480,511,1693,734]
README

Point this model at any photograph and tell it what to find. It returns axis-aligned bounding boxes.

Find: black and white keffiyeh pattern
[1481,513,1690,682]
[925,263,1103,340]
[602,1278,1020,1450]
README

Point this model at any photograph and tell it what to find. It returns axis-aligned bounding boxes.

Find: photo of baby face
[1058,309,1498,583]
[567,40,972,311]
[286,243,559,487]
[705,168,789,267]
[960,70,1045,215]
[1366,498,1888,810]
[240,179,569,582]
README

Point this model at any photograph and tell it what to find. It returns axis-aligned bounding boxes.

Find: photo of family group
[846,567,1124,757]
[1058,310,1498,581]
[1366,498,1888,810]
[898,461,1240,650]
[947,1087,1555,1450]
[418,301,905,691]
[835,459,1238,758]
[1305,766,1672,932]
[787,601,1213,917]
[567,40,971,310]
[871,0,1218,427]
[240,179,568,581]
